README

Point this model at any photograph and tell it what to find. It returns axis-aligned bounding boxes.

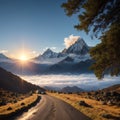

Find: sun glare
[19,54,28,61]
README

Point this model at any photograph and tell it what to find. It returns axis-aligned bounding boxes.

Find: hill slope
[0,67,44,93]
[102,84,120,93]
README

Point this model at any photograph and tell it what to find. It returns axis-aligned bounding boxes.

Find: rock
[83,90,120,106]
[0,100,7,106]
[101,101,107,105]
[21,102,25,106]
[111,91,119,96]
[79,100,92,107]
[13,100,17,103]
[103,92,111,97]
[7,107,12,110]
[94,91,98,95]
[107,100,113,105]
[87,92,91,95]
[101,113,111,118]
[101,113,120,119]
[116,102,120,106]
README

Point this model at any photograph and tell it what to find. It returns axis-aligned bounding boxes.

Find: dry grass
[0,94,38,115]
[0,89,31,106]
[48,92,120,120]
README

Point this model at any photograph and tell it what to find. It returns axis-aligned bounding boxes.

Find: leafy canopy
[62,0,120,79]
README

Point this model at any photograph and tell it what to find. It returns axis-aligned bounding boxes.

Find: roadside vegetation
[48,92,120,120]
[0,89,32,106]
[0,89,39,118]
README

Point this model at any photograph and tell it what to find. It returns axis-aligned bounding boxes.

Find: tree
[62,0,120,79]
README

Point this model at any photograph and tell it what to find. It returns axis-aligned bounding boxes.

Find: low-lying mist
[20,74,120,91]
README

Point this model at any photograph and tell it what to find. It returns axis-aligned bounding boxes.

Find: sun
[19,54,28,61]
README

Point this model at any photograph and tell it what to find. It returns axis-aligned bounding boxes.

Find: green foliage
[62,0,120,78]
[62,0,120,37]
[61,0,83,16]
[90,24,120,79]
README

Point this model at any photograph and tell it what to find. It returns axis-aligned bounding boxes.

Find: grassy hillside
[0,88,29,106]
[48,85,120,120]
[0,67,44,93]
[0,85,40,119]
[49,92,120,120]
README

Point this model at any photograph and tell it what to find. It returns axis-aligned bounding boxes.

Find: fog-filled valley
[21,74,120,91]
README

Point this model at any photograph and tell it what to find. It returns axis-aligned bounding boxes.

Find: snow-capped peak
[63,38,89,55]
[0,53,9,59]
[32,37,91,64]
[0,53,12,62]
[43,48,53,54]
[42,48,58,58]
[75,38,88,48]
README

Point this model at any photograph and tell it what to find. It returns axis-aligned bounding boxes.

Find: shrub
[79,100,92,107]
[21,102,25,106]
[7,107,12,111]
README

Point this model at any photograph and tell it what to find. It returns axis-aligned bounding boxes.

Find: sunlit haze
[0,0,100,58]
[19,54,28,61]
[0,1,119,120]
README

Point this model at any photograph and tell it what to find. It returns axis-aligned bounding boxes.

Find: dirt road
[16,95,91,120]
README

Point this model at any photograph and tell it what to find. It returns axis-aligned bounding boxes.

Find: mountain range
[0,37,93,74]
[44,86,84,93]
[61,86,84,93]
[34,38,90,62]
[44,84,120,93]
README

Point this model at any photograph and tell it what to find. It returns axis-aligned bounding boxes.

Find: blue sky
[0,0,100,59]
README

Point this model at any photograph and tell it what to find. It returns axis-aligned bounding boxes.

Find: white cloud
[21,74,120,91]
[64,35,80,48]
[29,51,39,57]
[0,49,8,54]
[31,51,37,54]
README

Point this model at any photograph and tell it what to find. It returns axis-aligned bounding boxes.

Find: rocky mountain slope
[34,38,91,63]
[62,38,89,55]
[0,53,9,59]
[46,59,94,74]
[35,48,59,60]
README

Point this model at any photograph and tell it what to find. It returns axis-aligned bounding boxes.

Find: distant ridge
[61,86,84,93]
[102,84,120,93]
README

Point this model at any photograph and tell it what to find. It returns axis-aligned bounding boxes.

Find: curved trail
[16,95,91,120]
